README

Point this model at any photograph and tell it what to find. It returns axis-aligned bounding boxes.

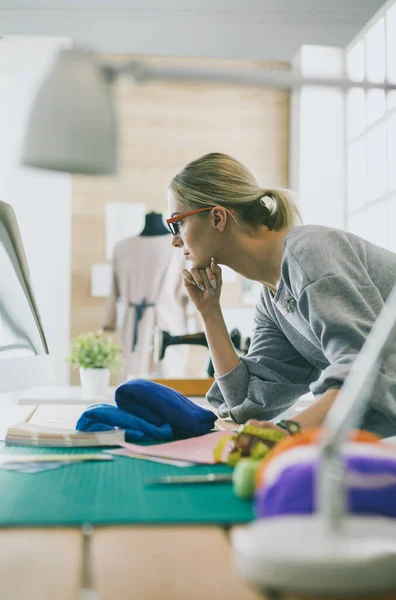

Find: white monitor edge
[0,354,54,395]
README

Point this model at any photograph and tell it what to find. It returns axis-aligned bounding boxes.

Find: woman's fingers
[183,261,222,297]
[246,419,265,428]
[181,269,196,286]
[210,257,222,284]
[190,267,205,291]
[205,266,217,290]
[182,267,208,292]
[200,269,216,296]
[246,419,278,430]
[245,419,290,435]
[204,267,217,297]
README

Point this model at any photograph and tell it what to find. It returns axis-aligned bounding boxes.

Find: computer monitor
[0,201,54,393]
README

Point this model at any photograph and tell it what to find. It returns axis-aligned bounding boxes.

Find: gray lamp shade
[20,48,117,175]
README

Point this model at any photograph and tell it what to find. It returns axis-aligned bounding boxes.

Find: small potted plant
[67,330,122,399]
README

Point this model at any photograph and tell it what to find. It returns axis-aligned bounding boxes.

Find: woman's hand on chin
[182,257,223,316]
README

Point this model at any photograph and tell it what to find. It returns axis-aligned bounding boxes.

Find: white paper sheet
[105,203,146,261]
[90,263,112,297]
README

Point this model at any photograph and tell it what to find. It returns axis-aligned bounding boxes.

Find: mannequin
[103,214,188,379]
[139,211,170,237]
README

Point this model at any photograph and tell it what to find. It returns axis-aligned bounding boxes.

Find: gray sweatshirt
[207,225,396,437]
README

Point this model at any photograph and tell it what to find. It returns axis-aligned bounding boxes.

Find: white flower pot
[79,367,110,400]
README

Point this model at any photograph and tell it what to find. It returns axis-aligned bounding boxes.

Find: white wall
[344,0,396,250]
[0,36,72,384]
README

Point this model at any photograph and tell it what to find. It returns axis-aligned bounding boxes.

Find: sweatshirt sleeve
[206,304,319,423]
[297,275,396,420]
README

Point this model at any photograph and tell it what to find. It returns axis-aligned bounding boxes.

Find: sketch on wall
[105,203,146,261]
[90,203,147,298]
[91,263,112,298]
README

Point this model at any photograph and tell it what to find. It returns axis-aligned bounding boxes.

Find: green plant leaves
[67,330,123,371]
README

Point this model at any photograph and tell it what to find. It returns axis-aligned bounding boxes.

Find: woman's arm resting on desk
[205,304,319,423]
[293,388,340,429]
[248,388,340,435]
[250,274,393,433]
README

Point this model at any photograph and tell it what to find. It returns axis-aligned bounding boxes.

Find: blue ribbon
[129,298,155,352]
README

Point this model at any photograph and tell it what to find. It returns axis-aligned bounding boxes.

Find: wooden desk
[92,526,396,600]
[92,526,262,600]
[0,529,82,600]
[1,404,396,600]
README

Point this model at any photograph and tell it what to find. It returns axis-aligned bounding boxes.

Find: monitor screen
[0,201,52,393]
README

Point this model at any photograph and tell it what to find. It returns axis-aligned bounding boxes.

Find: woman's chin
[186,255,211,270]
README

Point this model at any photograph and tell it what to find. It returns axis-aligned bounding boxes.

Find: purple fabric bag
[255,443,396,520]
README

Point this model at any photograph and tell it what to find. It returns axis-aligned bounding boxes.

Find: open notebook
[5,422,125,448]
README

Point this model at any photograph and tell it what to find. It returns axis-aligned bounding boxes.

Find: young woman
[166,152,396,438]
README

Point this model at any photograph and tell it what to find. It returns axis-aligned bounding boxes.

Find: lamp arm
[101,59,396,91]
[318,283,396,531]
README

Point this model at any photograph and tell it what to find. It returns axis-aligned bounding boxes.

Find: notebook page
[113,430,232,464]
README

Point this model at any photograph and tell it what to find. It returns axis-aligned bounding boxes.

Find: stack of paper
[5,422,125,448]
[109,430,232,465]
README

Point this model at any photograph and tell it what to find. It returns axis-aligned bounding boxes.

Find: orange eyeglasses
[166,207,235,236]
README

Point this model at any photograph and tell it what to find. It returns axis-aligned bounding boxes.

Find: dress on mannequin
[103,211,188,380]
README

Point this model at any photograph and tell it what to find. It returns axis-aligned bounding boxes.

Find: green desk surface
[0,446,254,527]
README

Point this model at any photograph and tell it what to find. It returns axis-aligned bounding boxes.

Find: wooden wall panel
[71,56,290,383]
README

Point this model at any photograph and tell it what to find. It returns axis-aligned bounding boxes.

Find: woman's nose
[172,234,183,248]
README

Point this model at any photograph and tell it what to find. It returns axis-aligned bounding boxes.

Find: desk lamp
[20,47,396,176]
[19,47,396,594]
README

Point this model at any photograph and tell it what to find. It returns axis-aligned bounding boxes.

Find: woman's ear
[211,207,228,233]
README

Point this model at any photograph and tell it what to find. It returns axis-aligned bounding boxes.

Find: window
[387,196,396,253]
[347,89,366,139]
[366,19,385,83]
[388,113,396,192]
[347,138,367,211]
[346,2,396,251]
[367,124,386,201]
[386,3,396,108]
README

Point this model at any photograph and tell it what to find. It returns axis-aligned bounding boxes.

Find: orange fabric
[255,428,381,489]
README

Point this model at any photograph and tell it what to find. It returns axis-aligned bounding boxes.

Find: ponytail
[260,189,302,231]
[169,153,302,231]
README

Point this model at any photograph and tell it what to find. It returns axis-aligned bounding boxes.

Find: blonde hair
[169,152,301,231]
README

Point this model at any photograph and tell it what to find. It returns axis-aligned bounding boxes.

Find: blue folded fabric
[115,379,217,439]
[76,403,173,443]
